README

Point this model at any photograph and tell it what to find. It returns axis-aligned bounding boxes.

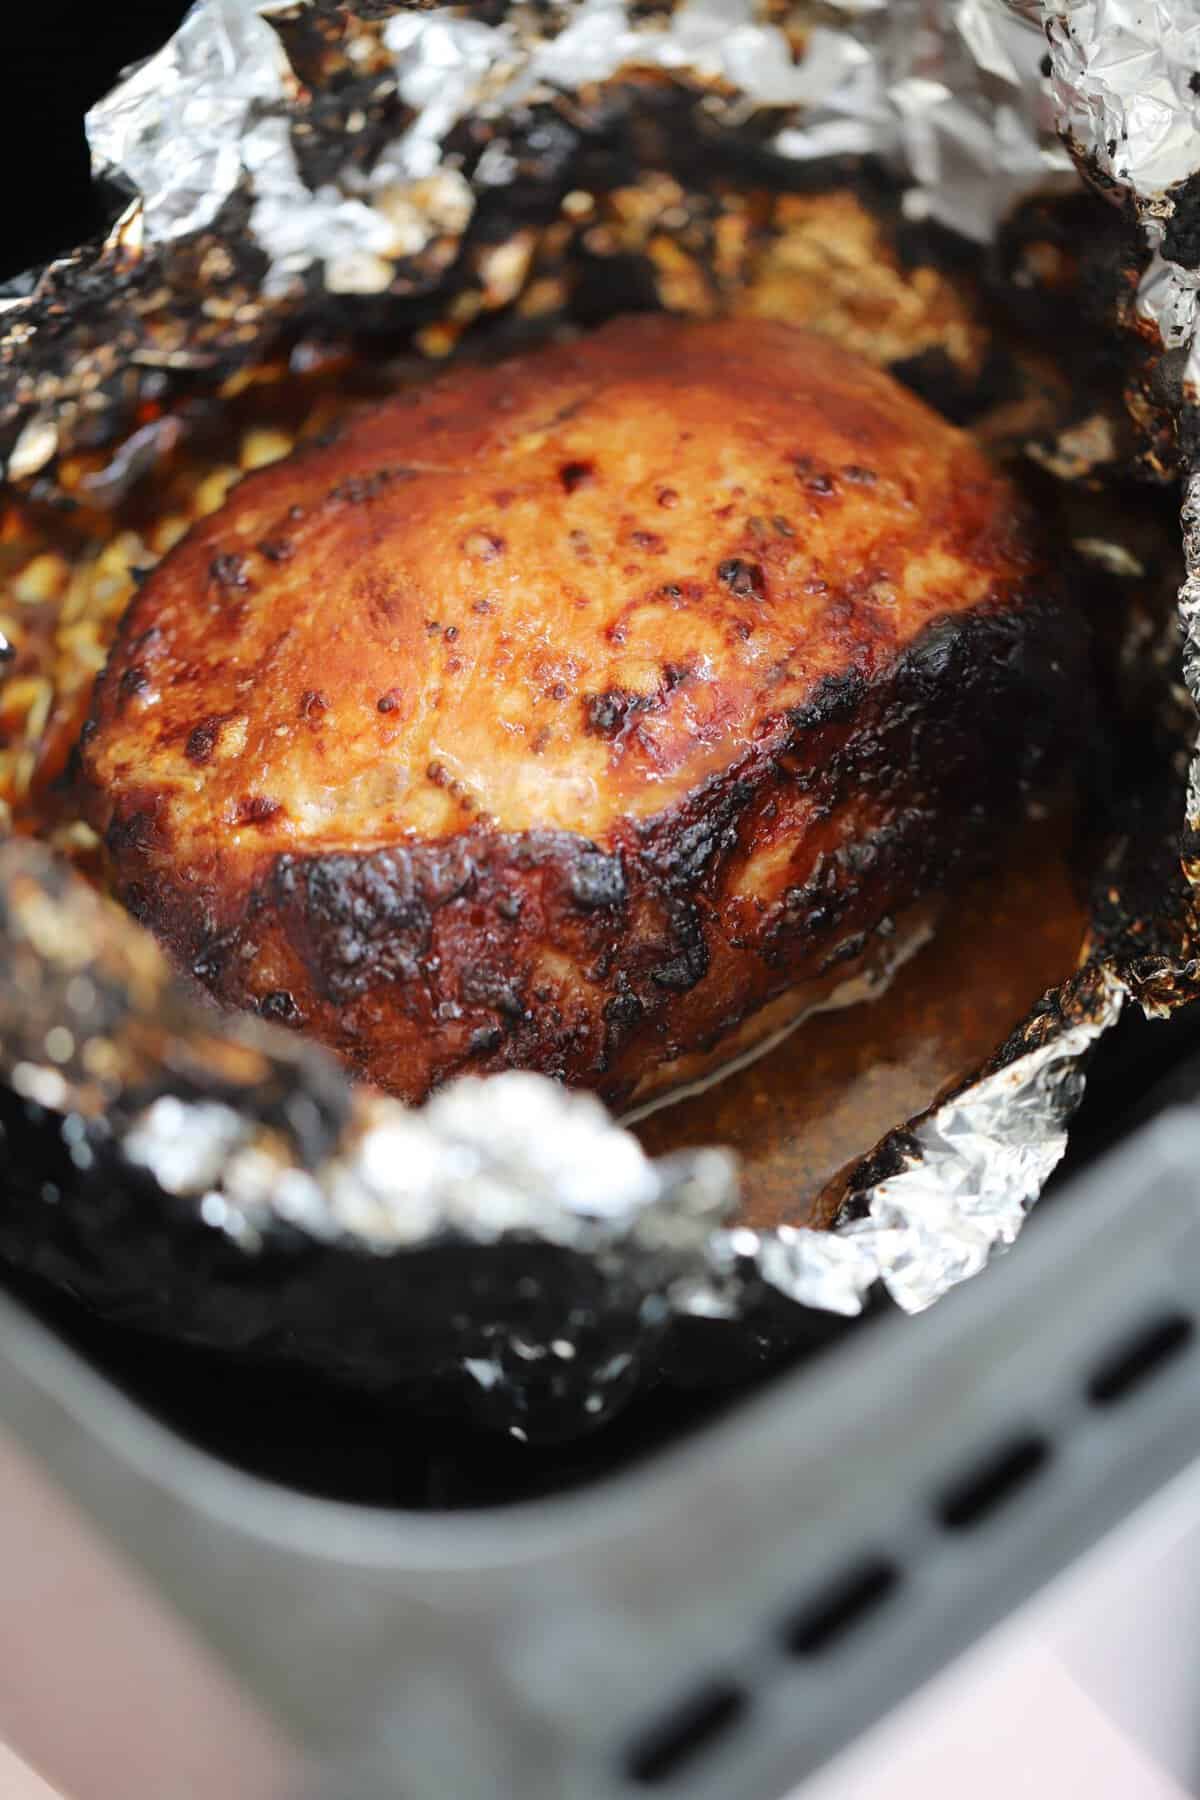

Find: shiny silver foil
[2,0,1197,1352]
[747,979,1126,1316]
[1045,2,1200,392]
[84,0,1072,301]
[0,829,734,1263]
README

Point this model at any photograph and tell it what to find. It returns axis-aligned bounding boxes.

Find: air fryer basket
[3,1022,1200,1800]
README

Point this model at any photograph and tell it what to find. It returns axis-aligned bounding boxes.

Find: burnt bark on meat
[78,316,1089,1106]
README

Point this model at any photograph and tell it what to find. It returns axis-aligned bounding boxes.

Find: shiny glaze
[80,317,1087,1104]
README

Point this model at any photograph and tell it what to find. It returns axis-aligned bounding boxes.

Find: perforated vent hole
[625,1679,748,1786]
[783,1557,900,1657]
[1087,1312,1195,1407]
[936,1433,1050,1531]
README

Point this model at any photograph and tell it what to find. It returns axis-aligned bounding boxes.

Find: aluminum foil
[753,978,1126,1316]
[85,0,1068,280]
[2,0,1200,1400]
[1,0,1076,475]
[0,837,734,1261]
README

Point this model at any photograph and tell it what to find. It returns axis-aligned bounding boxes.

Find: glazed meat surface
[80,316,1085,1108]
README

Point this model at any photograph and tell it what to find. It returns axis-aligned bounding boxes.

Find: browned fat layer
[79,315,1089,1103]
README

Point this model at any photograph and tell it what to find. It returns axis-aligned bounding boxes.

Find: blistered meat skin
[80,316,1086,1108]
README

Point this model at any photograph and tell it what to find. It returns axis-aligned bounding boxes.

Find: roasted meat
[79,316,1086,1109]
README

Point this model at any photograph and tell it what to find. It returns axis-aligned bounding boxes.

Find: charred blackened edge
[0,830,737,1434]
[0,53,883,491]
[3,114,1166,510]
[8,0,1068,505]
[834,691,1200,1236]
[1052,148,1184,484]
[0,1054,690,1431]
[95,576,1092,1112]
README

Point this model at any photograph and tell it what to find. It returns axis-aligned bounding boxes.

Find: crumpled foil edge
[733,976,1125,1318]
[1,0,1197,1346]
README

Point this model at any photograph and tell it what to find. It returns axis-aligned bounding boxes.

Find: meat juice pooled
[636,818,1088,1228]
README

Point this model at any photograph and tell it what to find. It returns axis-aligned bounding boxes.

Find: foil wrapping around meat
[2,0,1200,1431]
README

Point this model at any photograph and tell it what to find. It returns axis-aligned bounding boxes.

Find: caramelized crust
[79,317,1085,1106]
